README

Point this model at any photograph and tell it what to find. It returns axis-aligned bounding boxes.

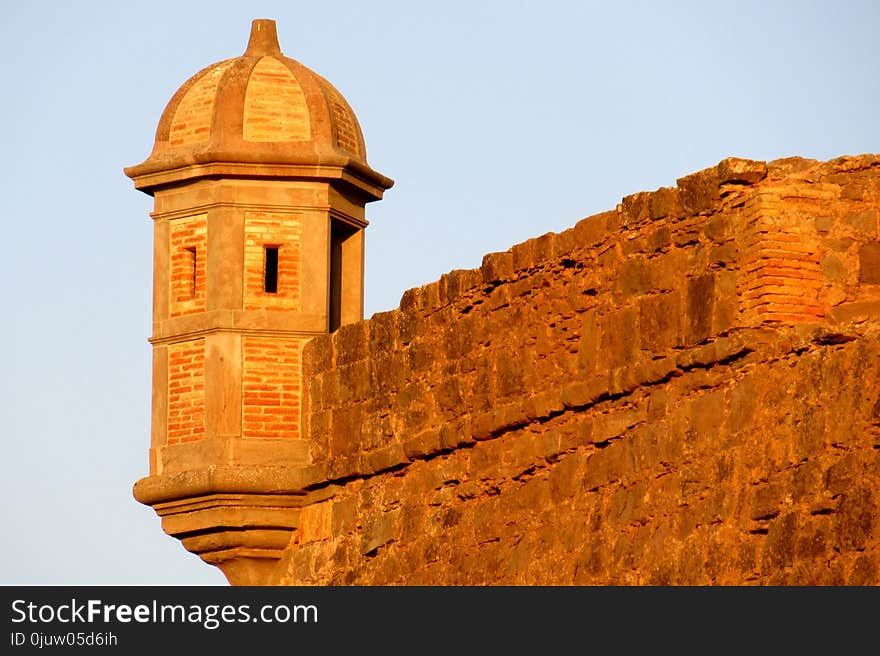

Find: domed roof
[125,19,392,199]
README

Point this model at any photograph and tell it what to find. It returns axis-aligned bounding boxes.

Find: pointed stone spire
[244,18,282,56]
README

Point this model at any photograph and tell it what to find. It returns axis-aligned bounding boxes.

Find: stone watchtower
[124,19,392,584]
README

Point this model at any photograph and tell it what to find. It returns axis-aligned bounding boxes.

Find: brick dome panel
[243,56,311,142]
[168,61,234,146]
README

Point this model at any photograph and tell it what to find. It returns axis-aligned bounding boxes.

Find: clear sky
[1,1,877,585]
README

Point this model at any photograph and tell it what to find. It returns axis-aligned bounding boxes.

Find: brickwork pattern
[243,57,311,142]
[169,214,208,317]
[738,184,831,322]
[168,61,232,146]
[166,339,206,445]
[242,336,303,439]
[243,211,302,311]
[322,82,363,157]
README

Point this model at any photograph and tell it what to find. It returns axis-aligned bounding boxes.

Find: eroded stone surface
[279,154,880,586]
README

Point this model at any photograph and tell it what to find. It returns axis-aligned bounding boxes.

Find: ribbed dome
[125,19,392,198]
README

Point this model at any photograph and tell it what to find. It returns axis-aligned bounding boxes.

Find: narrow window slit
[264,246,279,293]
[185,247,197,298]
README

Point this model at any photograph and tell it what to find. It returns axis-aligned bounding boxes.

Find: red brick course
[242,336,303,439]
[169,215,207,317]
[166,339,205,444]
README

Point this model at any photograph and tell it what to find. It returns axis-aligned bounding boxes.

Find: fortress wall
[277,155,880,584]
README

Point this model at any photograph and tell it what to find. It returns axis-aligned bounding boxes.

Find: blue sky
[1,1,877,584]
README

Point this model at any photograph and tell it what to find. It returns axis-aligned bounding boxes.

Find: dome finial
[245,19,282,56]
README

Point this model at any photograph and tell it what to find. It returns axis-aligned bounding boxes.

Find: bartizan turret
[125,19,392,585]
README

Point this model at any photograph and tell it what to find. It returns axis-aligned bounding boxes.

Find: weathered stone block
[548,453,583,503]
[829,300,880,323]
[361,510,400,555]
[494,351,525,397]
[822,254,848,283]
[402,428,441,459]
[725,377,756,435]
[676,167,721,215]
[639,292,681,352]
[767,156,818,176]
[406,339,436,373]
[441,419,473,449]
[608,364,640,396]
[650,248,686,292]
[554,228,578,257]
[511,239,537,271]
[434,377,463,414]
[618,256,653,296]
[399,505,427,543]
[327,454,360,481]
[573,211,610,246]
[396,308,421,346]
[576,312,600,372]
[472,497,502,543]
[349,360,374,403]
[561,378,605,409]
[419,281,441,311]
[481,251,514,284]
[620,231,650,258]
[649,187,680,220]
[523,390,564,421]
[308,409,331,455]
[368,311,399,357]
[533,232,558,263]
[685,274,715,344]
[371,351,406,396]
[717,157,768,185]
[441,268,480,304]
[834,487,875,551]
[689,389,725,441]
[647,224,673,251]
[814,215,835,233]
[604,208,622,234]
[399,287,421,313]
[330,405,362,455]
[824,453,858,496]
[303,335,334,376]
[599,306,638,368]
[331,496,358,535]
[593,406,646,443]
[844,209,878,235]
[621,191,651,227]
[363,443,409,473]
[858,242,880,284]
[714,270,738,334]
